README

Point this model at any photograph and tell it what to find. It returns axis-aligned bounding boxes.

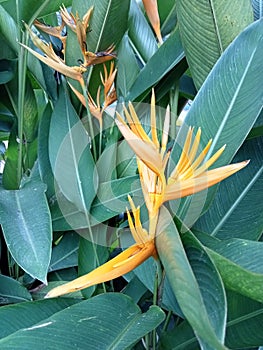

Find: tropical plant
[0,0,262,349]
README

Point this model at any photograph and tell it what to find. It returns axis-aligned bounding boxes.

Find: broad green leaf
[90,175,141,225]
[156,207,226,350]
[169,19,263,225]
[177,0,253,89]
[96,140,117,182]
[225,291,263,348]
[196,232,263,303]
[128,0,158,64]
[0,294,165,350]
[194,136,263,240]
[127,26,185,101]
[0,298,79,339]
[0,5,18,53]
[159,0,177,36]
[0,275,32,305]
[49,83,98,213]
[78,234,109,298]
[122,276,148,303]
[51,175,141,230]
[160,291,263,349]
[252,0,263,19]
[48,232,79,273]
[0,176,52,283]
[2,123,20,189]
[0,59,16,84]
[116,33,140,98]
[38,102,55,198]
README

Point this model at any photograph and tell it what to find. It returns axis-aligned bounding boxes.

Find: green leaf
[51,175,141,231]
[0,294,165,349]
[156,207,227,350]
[49,232,79,273]
[0,59,16,84]
[169,19,263,225]
[49,83,98,213]
[116,33,140,98]
[0,298,79,339]
[128,0,158,64]
[225,291,263,348]
[196,232,263,303]
[38,102,55,198]
[0,275,32,305]
[127,26,185,101]
[177,0,254,89]
[0,176,52,283]
[252,0,263,19]
[78,234,109,298]
[0,5,19,53]
[194,136,263,240]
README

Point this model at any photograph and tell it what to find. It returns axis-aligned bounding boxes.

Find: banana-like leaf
[128,0,158,64]
[0,176,52,283]
[127,25,184,101]
[169,19,263,226]
[194,136,263,240]
[159,291,263,349]
[0,294,165,350]
[49,83,98,213]
[177,0,254,89]
[195,231,263,303]
[0,275,32,305]
[252,0,263,19]
[156,207,227,350]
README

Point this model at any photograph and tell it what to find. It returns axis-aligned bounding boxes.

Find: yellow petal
[45,241,156,298]
[21,44,86,83]
[164,161,249,201]
[115,116,165,181]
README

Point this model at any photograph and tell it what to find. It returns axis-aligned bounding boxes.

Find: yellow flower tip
[45,242,156,298]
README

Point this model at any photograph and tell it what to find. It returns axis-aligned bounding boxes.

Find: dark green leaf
[194,136,263,240]
[196,231,263,302]
[116,33,140,98]
[0,176,52,283]
[49,83,98,212]
[0,275,32,305]
[169,19,263,224]
[225,291,263,348]
[0,59,16,84]
[127,26,185,101]
[49,232,79,273]
[0,293,165,350]
[128,0,158,64]
[156,207,226,349]
[177,0,254,88]
[0,298,79,338]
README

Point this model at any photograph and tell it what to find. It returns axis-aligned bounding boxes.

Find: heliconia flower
[45,196,156,298]
[34,19,66,46]
[82,44,116,68]
[142,0,163,44]
[115,90,249,220]
[68,63,117,124]
[100,62,117,108]
[22,23,86,85]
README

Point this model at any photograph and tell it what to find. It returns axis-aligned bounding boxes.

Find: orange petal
[45,241,156,298]
[164,161,249,201]
[142,0,163,44]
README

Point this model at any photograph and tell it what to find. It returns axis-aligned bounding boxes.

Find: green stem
[81,84,97,161]
[162,310,173,332]
[170,81,180,140]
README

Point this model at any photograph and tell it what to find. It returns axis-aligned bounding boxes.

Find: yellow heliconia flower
[22,23,86,86]
[45,90,248,298]
[46,196,155,298]
[115,90,249,219]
